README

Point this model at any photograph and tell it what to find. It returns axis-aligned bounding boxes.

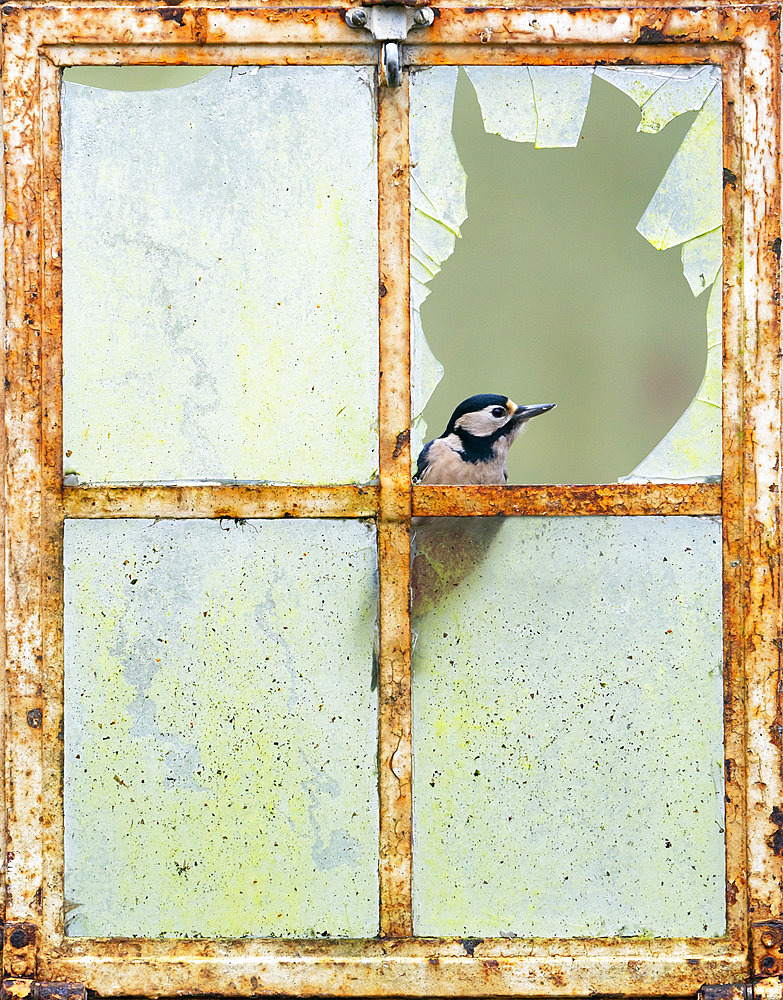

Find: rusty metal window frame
[2,3,780,997]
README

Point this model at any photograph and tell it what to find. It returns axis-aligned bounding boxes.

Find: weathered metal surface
[719,44,749,957]
[752,922,783,979]
[697,984,752,1000]
[37,939,748,997]
[754,977,783,1000]
[63,485,379,519]
[406,42,727,66]
[38,52,66,953]
[377,78,413,939]
[3,926,38,979]
[4,5,777,53]
[1,0,779,996]
[45,43,378,66]
[736,16,783,935]
[1,980,86,1000]
[413,482,721,516]
[3,4,45,958]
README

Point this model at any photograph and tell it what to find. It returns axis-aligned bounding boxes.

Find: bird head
[446,394,555,440]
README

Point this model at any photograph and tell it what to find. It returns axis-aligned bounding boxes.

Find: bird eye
[491,407,506,418]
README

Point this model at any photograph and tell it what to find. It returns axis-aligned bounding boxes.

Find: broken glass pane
[64,518,378,937]
[636,83,722,250]
[411,515,724,937]
[466,65,594,147]
[62,66,379,485]
[410,65,722,483]
[594,65,719,135]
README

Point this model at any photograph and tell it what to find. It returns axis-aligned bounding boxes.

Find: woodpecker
[414,394,556,485]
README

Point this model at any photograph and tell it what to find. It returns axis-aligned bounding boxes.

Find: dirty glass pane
[64,518,378,937]
[410,66,722,484]
[411,515,724,937]
[62,66,379,485]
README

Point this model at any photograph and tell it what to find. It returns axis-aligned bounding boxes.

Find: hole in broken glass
[411,66,722,485]
[63,66,218,91]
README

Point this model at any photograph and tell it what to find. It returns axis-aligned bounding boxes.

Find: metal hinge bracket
[345,4,434,86]
[1,983,86,1000]
[3,923,37,979]
[754,921,783,979]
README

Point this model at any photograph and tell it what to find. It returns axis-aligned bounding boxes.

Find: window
[2,3,781,997]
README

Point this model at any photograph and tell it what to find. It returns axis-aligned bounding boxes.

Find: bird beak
[511,403,556,422]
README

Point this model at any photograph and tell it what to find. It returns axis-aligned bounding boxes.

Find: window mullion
[377,76,413,938]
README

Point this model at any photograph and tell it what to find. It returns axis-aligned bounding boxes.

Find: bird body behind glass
[415,393,556,485]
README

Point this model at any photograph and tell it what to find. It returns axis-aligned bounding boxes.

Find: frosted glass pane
[412,516,724,938]
[62,66,379,485]
[64,518,378,937]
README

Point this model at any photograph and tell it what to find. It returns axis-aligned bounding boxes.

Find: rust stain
[1,1,780,995]
[753,922,783,979]
[63,484,379,519]
[413,482,721,517]
[377,79,412,938]
[392,428,410,461]
[25,708,41,730]
[158,7,186,26]
[3,923,37,978]
[770,807,783,856]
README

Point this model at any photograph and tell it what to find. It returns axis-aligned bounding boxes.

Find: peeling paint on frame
[1,3,779,998]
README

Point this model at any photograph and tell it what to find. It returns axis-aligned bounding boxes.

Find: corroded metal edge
[413,483,722,516]
[739,13,783,941]
[4,4,45,975]
[39,51,65,952]
[752,922,783,979]
[2,1,778,995]
[721,42,749,960]
[62,485,380,519]
[1,979,86,1000]
[1,4,778,49]
[36,946,748,998]
[2,0,781,10]
[377,77,413,938]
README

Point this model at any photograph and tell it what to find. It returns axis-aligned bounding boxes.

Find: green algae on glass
[682,228,723,297]
[62,66,378,484]
[636,83,722,251]
[64,518,378,938]
[412,516,725,938]
[594,65,719,135]
[409,68,466,458]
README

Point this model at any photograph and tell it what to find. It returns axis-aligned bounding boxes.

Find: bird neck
[450,427,505,463]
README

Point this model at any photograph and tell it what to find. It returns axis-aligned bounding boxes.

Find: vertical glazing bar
[720,44,749,950]
[39,54,65,950]
[377,75,413,937]
[3,10,44,971]
[741,16,783,934]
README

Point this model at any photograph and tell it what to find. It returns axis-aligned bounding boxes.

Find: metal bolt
[9,927,30,948]
[760,956,778,974]
[412,8,434,25]
[762,930,779,948]
[345,7,368,28]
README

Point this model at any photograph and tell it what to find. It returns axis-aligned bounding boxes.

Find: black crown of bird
[414,393,556,486]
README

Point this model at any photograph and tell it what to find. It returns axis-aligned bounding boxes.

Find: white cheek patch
[455,410,501,436]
